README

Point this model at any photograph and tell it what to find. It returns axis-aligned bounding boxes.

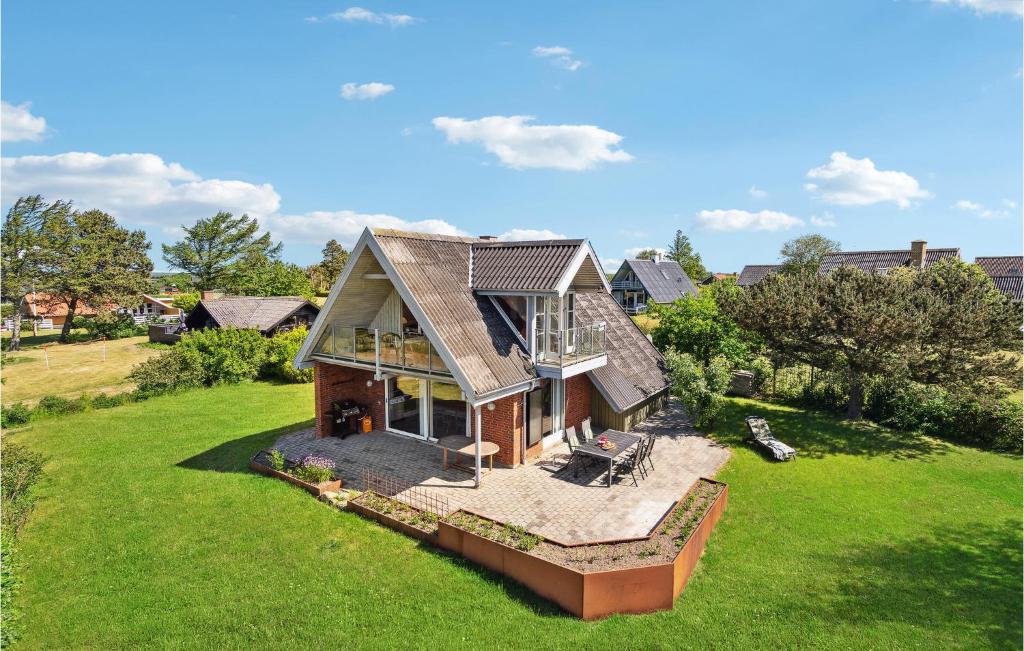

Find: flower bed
[250,450,342,497]
[346,492,440,542]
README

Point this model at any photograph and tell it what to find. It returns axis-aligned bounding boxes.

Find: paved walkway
[273,399,730,544]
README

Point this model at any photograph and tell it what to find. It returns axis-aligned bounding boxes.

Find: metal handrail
[313,324,452,376]
[536,321,606,366]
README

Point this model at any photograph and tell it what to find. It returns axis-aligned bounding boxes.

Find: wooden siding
[323,248,394,327]
[590,385,669,432]
[369,289,403,333]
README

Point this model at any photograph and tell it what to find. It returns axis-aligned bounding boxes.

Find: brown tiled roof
[576,291,669,412]
[471,240,585,292]
[200,296,317,331]
[818,248,959,274]
[621,259,697,303]
[737,265,781,287]
[975,256,1023,278]
[373,232,535,396]
[990,276,1023,301]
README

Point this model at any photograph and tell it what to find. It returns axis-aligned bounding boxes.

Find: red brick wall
[314,363,386,438]
[564,374,592,433]
[471,392,525,467]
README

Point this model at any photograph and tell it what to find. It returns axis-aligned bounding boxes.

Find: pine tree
[666,230,707,281]
[162,212,281,290]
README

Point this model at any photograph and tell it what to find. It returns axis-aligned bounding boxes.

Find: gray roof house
[609,258,697,315]
[736,264,781,287]
[818,240,960,275]
[975,256,1023,301]
[294,228,669,481]
[185,295,320,335]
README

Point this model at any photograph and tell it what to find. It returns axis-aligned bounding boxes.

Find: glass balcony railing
[312,325,451,376]
[536,322,607,367]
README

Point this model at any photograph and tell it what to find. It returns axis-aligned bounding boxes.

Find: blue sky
[2,0,1021,274]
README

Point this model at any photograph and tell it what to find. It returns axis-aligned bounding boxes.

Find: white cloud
[601,257,622,271]
[930,0,1023,17]
[804,151,932,208]
[810,212,837,227]
[532,45,583,71]
[697,209,804,232]
[1,101,47,142]
[624,246,667,257]
[432,115,633,171]
[1002,198,1017,209]
[1,152,280,226]
[497,228,567,241]
[265,210,464,245]
[748,185,767,199]
[953,199,1009,219]
[306,7,417,26]
[340,82,395,100]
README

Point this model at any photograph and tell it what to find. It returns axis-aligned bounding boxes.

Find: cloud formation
[432,115,633,171]
[341,82,395,100]
[953,199,1010,219]
[1,101,47,142]
[306,7,417,26]
[532,45,583,71]
[810,212,837,227]
[930,0,1022,16]
[497,228,567,240]
[265,210,463,245]
[1,152,280,227]
[697,209,804,231]
[805,151,932,208]
[748,185,767,199]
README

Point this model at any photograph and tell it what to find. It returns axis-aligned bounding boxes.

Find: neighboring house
[975,256,1023,301]
[124,294,182,321]
[22,291,97,327]
[294,229,669,481]
[699,272,736,286]
[185,295,320,335]
[609,258,697,314]
[736,265,780,287]
[818,240,959,274]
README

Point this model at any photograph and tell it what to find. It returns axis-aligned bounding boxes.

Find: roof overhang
[554,240,611,296]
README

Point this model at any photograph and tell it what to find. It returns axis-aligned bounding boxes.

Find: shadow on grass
[712,399,949,461]
[820,519,1022,648]
[177,419,315,473]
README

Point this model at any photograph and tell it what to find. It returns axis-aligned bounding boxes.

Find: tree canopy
[779,234,841,276]
[667,230,708,281]
[634,248,659,260]
[307,239,350,294]
[41,209,153,340]
[162,212,281,290]
[649,280,756,367]
[723,260,1021,419]
[0,196,73,350]
[223,251,314,298]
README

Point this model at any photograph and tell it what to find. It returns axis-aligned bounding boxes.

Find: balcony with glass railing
[535,321,607,368]
[312,324,451,376]
[610,279,643,290]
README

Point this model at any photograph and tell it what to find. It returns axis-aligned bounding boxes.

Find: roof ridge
[473,239,584,248]
[371,228,479,243]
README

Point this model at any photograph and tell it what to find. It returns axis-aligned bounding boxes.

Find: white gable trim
[293,229,373,369]
[554,240,612,296]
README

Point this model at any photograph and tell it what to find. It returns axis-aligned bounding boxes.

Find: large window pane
[388,377,421,436]
[431,381,464,439]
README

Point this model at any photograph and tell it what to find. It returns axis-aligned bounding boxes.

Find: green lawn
[7,384,1021,648]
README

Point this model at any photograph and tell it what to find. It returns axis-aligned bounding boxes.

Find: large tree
[779,234,841,275]
[649,279,755,366]
[223,250,313,298]
[307,239,350,293]
[634,248,659,260]
[0,196,73,350]
[723,261,1021,419]
[162,212,281,290]
[42,209,153,341]
[666,230,708,281]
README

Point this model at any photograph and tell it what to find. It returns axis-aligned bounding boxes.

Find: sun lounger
[744,416,797,461]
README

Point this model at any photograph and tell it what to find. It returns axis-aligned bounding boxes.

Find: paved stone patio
[273,398,730,544]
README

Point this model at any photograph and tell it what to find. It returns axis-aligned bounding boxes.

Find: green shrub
[34,395,87,416]
[264,327,313,383]
[129,345,205,395]
[178,328,270,385]
[268,449,286,472]
[292,454,335,484]
[171,292,200,314]
[748,356,773,395]
[73,311,145,340]
[1,403,32,428]
[90,392,133,410]
[1,442,44,648]
[664,349,731,429]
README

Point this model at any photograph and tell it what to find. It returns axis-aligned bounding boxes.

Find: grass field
[7,383,1021,648]
[1,335,163,405]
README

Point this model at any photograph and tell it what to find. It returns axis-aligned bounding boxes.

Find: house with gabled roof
[818,240,960,275]
[736,264,781,287]
[294,229,669,484]
[186,295,319,335]
[609,257,697,314]
[975,255,1023,301]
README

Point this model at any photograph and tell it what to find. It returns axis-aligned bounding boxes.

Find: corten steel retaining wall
[250,454,342,497]
[436,480,729,620]
[346,497,438,544]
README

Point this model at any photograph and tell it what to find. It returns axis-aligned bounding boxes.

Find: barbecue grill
[330,399,367,438]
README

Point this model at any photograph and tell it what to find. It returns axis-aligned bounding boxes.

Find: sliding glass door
[387,376,423,437]
[387,376,466,440]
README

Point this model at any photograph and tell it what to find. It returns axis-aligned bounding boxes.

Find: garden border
[250,452,342,497]
[345,494,439,543]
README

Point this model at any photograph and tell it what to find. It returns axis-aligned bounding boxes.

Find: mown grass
[8,384,1021,649]
[1,336,161,405]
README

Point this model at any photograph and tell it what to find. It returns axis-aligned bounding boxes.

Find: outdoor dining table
[573,429,643,487]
